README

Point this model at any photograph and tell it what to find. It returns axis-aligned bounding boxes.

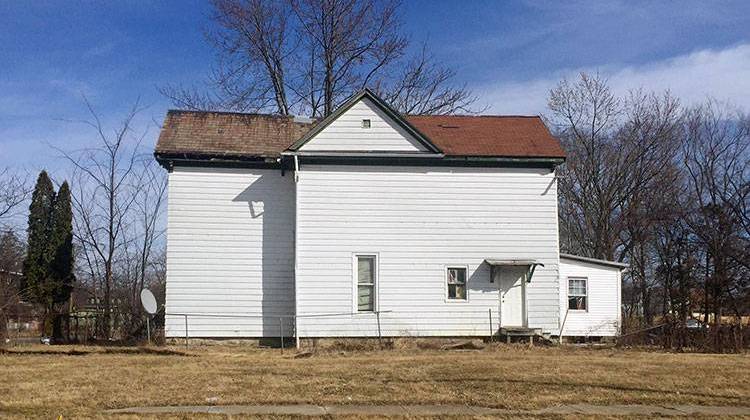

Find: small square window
[568,278,587,310]
[361,119,371,128]
[447,267,467,300]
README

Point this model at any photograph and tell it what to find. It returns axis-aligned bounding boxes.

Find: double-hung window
[447,267,467,300]
[568,278,587,310]
[357,255,376,311]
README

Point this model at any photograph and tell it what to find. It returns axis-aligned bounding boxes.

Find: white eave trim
[560,253,629,270]
[281,151,445,158]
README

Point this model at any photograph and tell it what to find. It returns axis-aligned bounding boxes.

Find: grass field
[1,343,749,419]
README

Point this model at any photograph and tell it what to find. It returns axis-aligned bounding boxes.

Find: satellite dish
[140,288,158,315]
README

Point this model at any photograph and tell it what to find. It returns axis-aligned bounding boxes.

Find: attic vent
[438,124,460,129]
[361,119,371,128]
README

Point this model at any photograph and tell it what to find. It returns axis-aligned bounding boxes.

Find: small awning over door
[484,259,545,283]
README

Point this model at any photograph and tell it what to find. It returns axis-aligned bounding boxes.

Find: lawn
[1,343,748,419]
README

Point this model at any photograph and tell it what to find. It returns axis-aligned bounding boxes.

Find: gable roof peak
[286,88,442,153]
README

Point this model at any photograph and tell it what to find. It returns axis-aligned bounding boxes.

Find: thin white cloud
[479,43,750,115]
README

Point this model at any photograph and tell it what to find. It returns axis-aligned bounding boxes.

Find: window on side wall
[568,277,587,310]
[447,267,467,300]
[357,255,376,312]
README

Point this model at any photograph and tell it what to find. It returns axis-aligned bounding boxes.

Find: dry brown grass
[1,343,749,419]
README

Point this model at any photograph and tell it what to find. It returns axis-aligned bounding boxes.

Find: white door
[496,266,527,327]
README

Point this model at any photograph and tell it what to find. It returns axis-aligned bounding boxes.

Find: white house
[155,89,626,341]
[559,254,627,337]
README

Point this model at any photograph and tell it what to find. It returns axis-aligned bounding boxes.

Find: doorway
[495,266,527,327]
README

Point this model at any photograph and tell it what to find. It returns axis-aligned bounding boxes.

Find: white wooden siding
[559,258,622,337]
[299,98,428,152]
[295,165,560,337]
[164,167,295,338]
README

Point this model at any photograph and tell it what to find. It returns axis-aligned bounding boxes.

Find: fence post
[376,311,382,347]
[146,316,151,346]
[488,309,493,342]
[295,316,300,350]
[279,317,284,355]
[184,314,189,349]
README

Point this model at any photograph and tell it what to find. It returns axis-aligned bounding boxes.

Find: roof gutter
[281,151,563,163]
[560,253,629,270]
[155,151,564,170]
[445,155,565,164]
[154,152,283,170]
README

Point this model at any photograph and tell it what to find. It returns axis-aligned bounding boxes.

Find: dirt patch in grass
[1,344,748,419]
[0,346,190,357]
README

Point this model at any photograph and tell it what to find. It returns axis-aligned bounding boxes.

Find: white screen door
[496,266,527,327]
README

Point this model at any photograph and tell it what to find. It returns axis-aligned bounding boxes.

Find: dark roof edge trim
[560,253,629,270]
[154,152,282,170]
[286,88,442,153]
[154,152,562,170]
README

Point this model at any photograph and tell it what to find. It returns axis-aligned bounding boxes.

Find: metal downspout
[294,155,300,349]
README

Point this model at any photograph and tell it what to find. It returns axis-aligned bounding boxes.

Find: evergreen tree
[22,171,56,304]
[22,172,75,338]
[48,181,74,304]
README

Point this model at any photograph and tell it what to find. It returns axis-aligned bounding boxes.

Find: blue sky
[1,0,749,171]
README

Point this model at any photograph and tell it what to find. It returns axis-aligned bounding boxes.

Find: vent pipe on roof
[293,115,314,124]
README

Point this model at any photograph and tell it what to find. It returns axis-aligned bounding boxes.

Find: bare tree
[548,74,681,259]
[548,73,684,325]
[0,230,25,344]
[162,0,293,113]
[549,72,750,341]
[377,46,480,115]
[161,0,478,116]
[681,102,750,327]
[290,0,406,115]
[56,99,153,340]
[125,159,167,306]
[0,177,28,340]
[0,168,30,228]
[548,73,622,260]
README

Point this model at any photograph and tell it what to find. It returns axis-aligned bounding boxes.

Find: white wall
[299,98,428,152]
[164,167,295,338]
[559,258,622,337]
[295,165,561,337]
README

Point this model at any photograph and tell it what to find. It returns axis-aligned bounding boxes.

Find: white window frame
[567,277,588,312]
[445,265,469,303]
[353,253,379,313]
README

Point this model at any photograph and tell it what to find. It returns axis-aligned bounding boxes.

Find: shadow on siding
[233,172,295,338]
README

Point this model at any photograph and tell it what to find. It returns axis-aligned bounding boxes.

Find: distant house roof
[0,269,22,278]
[154,90,566,163]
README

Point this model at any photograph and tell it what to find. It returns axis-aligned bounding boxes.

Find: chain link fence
[163,308,522,351]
